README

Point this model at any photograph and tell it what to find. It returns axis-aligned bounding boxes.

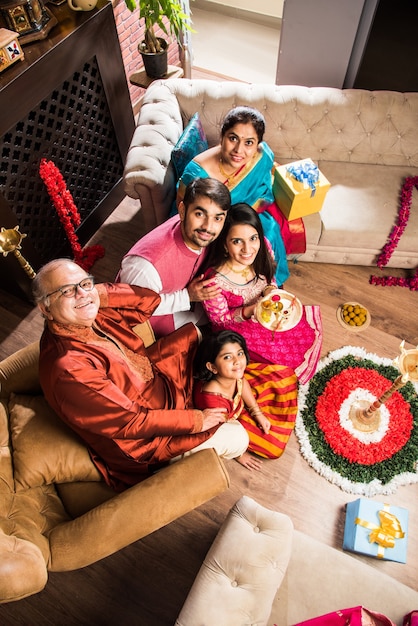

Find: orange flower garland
[39,159,105,271]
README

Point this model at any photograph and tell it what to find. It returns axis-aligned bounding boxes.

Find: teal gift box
[343,498,408,563]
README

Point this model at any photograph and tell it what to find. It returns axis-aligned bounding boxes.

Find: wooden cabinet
[0,0,135,300]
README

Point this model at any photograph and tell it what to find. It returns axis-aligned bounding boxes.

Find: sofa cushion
[318,161,418,253]
[176,496,293,626]
[0,530,48,602]
[9,394,101,491]
[0,400,14,493]
[170,112,208,180]
[0,342,41,398]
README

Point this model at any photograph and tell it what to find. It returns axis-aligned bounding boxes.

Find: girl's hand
[247,404,271,434]
[257,414,271,434]
[247,404,270,433]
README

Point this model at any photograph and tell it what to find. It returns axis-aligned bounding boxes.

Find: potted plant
[125,0,194,78]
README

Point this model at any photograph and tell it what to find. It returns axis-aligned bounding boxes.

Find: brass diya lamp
[349,340,418,433]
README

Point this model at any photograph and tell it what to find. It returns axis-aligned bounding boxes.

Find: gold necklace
[219,158,244,187]
[226,260,252,280]
[219,156,251,186]
[219,158,235,180]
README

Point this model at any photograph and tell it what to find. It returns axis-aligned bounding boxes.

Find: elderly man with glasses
[32,259,248,492]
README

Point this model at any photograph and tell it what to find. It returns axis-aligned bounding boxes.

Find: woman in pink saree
[199,203,322,384]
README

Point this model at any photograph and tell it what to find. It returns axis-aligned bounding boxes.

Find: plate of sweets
[337,301,371,332]
[255,289,303,332]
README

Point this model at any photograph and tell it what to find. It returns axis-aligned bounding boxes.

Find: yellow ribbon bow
[355,504,405,558]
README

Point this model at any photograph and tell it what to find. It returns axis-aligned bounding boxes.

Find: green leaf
[130,0,195,47]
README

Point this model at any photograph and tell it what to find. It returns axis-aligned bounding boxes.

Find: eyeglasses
[44,276,95,300]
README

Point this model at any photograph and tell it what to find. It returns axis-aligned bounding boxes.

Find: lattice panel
[0,56,123,263]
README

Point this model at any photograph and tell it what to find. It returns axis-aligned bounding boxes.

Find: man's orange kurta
[39,283,218,490]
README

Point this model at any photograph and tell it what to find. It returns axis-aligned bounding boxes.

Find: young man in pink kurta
[117,178,231,338]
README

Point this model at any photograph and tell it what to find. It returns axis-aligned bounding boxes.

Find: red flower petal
[315,368,413,464]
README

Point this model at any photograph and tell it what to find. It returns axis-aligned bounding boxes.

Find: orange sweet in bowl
[337,301,371,332]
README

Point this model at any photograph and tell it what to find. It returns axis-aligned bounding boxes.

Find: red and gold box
[0,29,24,74]
[273,158,330,220]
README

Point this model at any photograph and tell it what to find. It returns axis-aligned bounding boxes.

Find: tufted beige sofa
[124,79,418,269]
[0,341,230,603]
[176,496,418,626]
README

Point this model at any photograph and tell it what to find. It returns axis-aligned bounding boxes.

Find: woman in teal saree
[176,107,305,286]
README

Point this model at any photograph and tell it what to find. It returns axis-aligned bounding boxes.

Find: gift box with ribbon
[273,158,330,220]
[343,498,408,563]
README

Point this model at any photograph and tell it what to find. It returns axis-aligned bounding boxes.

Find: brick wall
[112,0,181,109]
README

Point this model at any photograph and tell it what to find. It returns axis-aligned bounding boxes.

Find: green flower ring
[295,346,418,496]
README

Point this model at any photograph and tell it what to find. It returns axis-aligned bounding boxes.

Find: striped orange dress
[193,362,298,459]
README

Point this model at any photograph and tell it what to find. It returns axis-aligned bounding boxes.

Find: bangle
[263,284,275,297]
[247,405,263,417]
[233,307,248,322]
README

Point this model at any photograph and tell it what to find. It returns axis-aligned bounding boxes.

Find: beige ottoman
[175,495,294,626]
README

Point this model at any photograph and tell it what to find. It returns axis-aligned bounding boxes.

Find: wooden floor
[1,72,418,624]
[1,191,417,624]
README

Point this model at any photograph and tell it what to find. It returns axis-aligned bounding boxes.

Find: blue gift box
[343,498,408,563]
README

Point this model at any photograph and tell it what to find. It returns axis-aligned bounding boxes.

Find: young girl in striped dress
[193,329,298,470]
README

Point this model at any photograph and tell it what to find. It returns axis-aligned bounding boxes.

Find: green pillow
[171,112,208,180]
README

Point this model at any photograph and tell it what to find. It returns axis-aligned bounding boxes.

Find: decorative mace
[350,340,418,433]
[0,226,36,279]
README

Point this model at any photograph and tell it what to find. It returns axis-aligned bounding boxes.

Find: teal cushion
[171,112,208,180]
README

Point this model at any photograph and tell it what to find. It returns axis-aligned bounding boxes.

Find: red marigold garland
[370,176,418,291]
[39,158,105,272]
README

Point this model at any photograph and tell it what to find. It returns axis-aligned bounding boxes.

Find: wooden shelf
[129,64,183,88]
